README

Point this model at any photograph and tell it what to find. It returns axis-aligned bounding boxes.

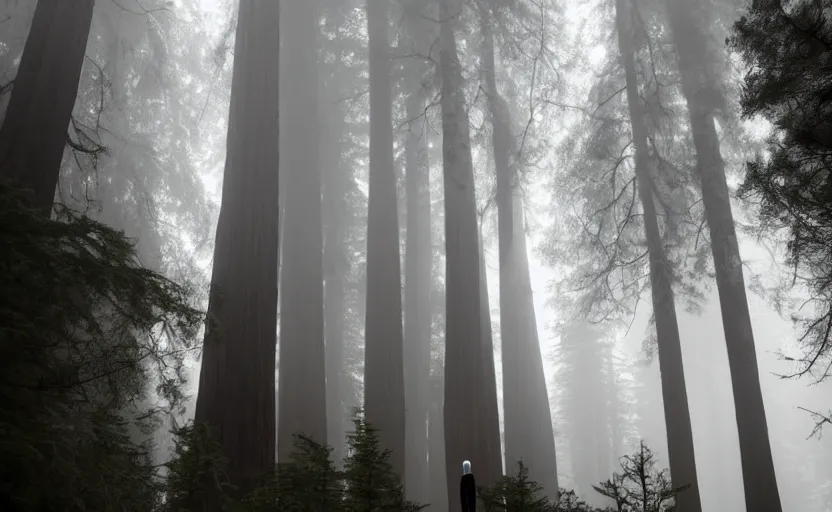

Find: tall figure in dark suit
[460,460,476,512]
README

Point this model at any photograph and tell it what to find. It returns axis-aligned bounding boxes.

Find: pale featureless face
[462,460,472,475]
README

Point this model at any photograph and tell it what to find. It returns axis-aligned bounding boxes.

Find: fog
[1,0,829,510]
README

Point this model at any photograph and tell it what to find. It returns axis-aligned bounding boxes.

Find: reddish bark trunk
[403,76,433,501]
[479,5,558,496]
[615,1,703,510]
[194,0,280,496]
[665,0,782,509]
[365,0,406,479]
[0,0,94,213]
[439,0,503,507]
[322,106,350,465]
[277,0,328,462]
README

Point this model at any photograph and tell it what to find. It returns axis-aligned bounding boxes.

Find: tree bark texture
[479,4,558,497]
[403,59,433,504]
[664,0,782,509]
[365,0,406,479]
[0,0,94,214]
[277,0,328,463]
[615,0,703,510]
[428,373,449,512]
[193,0,280,496]
[321,96,351,466]
[319,32,355,464]
[440,0,504,507]
[477,224,505,485]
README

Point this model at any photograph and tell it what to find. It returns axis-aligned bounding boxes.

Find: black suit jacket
[460,473,476,511]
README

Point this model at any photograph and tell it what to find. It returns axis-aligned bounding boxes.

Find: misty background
[0,0,830,510]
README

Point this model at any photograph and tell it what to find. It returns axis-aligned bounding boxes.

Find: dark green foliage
[1,406,163,512]
[592,442,683,512]
[479,461,557,511]
[478,462,603,512]
[476,444,680,512]
[555,490,599,512]
[245,434,343,511]
[163,412,424,511]
[730,1,832,377]
[0,181,202,511]
[162,423,239,512]
[342,414,425,512]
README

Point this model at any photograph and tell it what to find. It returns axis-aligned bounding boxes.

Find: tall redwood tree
[194,0,281,496]
[0,0,94,213]
[364,0,406,478]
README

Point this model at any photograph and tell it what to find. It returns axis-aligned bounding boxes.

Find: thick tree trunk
[193,0,280,496]
[439,0,503,506]
[277,0,327,462]
[365,0,406,479]
[478,5,558,497]
[0,0,94,214]
[664,1,782,510]
[403,72,432,502]
[615,1,702,509]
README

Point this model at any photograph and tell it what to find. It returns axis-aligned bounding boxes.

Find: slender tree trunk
[275,200,284,457]
[0,0,94,214]
[403,61,432,503]
[477,223,504,483]
[193,0,280,496]
[478,4,558,497]
[440,0,503,506]
[365,0,406,479]
[321,93,350,465]
[664,1,782,510]
[561,323,610,502]
[606,346,623,470]
[615,1,702,509]
[278,0,327,462]
[320,26,353,464]
[0,1,36,84]
[428,372,449,512]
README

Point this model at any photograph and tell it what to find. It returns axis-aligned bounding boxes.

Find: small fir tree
[479,461,557,512]
[556,489,599,512]
[342,413,425,512]
[163,422,240,511]
[592,441,684,512]
[244,434,343,511]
